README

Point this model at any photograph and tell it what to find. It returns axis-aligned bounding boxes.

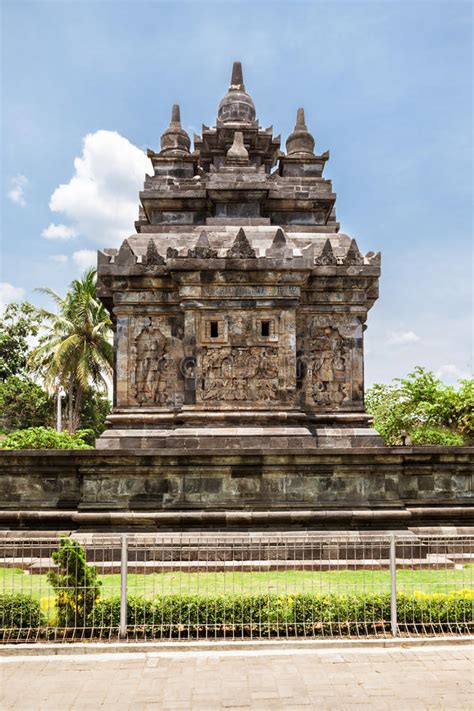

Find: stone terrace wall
[0,448,472,529]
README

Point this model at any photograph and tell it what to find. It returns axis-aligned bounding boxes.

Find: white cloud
[49,254,69,264]
[72,249,97,271]
[42,223,77,240]
[387,330,421,345]
[436,364,471,383]
[7,174,28,206]
[49,130,151,247]
[0,282,25,311]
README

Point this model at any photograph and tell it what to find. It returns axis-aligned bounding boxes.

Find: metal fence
[0,533,472,642]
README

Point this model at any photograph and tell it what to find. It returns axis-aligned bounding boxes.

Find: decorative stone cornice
[314,239,336,266]
[345,239,364,265]
[226,228,257,258]
[145,239,165,269]
[186,231,218,259]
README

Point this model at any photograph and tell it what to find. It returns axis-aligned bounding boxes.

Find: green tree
[78,388,111,439]
[29,269,113,433]
[0,302,42,380]
[449,379,474,439]
[366,367,474,445]
[0,376,54,433]
[48,537,101,628]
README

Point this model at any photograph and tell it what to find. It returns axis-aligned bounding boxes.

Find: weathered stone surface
[97,61,382,450]
[144,239,165,269]
[0,449,472,530]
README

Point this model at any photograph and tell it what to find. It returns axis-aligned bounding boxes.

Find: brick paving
[0,644,472,710]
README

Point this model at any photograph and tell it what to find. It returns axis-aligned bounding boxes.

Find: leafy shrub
[397,590,473,632]
[0,426,93,450]
[0,589,472,639]
[48,537,101,627]
[88,590,473,638]
[292,592,393,635]
[410,426,464,446]
[89,596,154,631]
[0,593,46,632]
[366,367,474,445]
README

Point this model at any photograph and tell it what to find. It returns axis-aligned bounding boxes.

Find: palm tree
[29,269,113,432]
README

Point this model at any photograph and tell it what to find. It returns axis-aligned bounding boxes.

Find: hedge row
[1,591,472,637]
[88,591,473,635]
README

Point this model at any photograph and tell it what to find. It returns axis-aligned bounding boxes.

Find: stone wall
[0,448,472,529]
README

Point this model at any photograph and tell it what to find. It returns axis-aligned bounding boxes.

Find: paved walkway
[1,643,472,710]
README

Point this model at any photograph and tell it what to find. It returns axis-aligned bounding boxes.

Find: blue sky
[1,0,472,385]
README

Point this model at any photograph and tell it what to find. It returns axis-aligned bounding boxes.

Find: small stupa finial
[226,131,249,164]
[217,60,255,124]
[160,103,190,156]
[285,107,315,157]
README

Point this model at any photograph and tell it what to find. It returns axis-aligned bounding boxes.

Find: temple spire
[230,61,245,89]
[296,107,306,129]
[171,103,181,123]
[285,106,315,157]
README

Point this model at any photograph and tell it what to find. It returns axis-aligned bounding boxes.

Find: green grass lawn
[1,566,472,601]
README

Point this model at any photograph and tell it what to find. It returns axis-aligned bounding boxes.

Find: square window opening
[210,321,219,338]
[261,321,271,337]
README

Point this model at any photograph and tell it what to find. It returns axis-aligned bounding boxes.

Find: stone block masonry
[0,448,471,530]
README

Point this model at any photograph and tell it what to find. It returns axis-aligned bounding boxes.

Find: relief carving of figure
[133,320,184,406]
[258,347,279,379]
[305,318,356,407]
[254,379,278,401]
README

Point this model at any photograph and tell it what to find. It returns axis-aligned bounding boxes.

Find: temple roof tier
[135,63,354,236]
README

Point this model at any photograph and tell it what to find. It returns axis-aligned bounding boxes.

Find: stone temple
[97,61,382,450]
[1,62,470,529]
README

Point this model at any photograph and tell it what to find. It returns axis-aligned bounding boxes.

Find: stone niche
[97,62,382,449]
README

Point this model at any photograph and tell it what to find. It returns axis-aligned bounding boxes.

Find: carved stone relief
[200,345,279,401]
[298,315,362,408]
[130,317,184,406]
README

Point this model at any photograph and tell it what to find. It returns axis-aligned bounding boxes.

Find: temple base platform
[96,409,384,449]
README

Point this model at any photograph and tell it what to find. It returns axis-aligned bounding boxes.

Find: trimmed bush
[397,590,474,631]
[0,426,93,449]
[292,592,393,635]
[0,593,46,631]
[88,590,473,638]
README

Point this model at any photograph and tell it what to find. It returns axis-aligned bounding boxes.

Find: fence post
[389,532,398,637]
[119,534,128,640]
